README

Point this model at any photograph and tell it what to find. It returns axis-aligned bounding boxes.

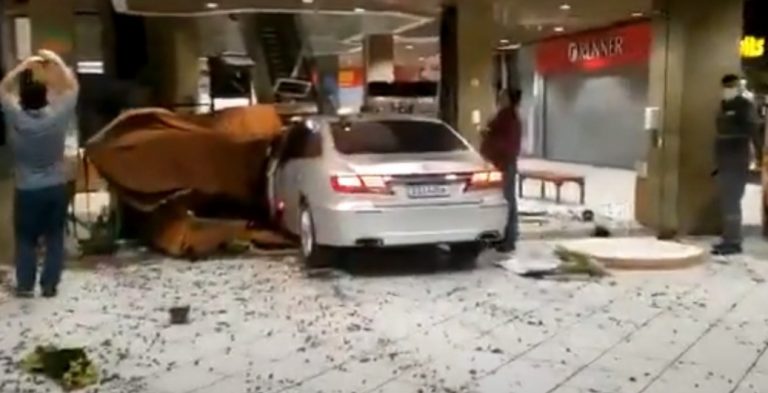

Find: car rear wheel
[450,242,483,269]
[299,206,336,269]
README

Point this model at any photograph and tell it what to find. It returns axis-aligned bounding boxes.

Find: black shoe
[711,243,743,256]
[41,287,58,298]
[15,289,34,299]
[496,243,516,253]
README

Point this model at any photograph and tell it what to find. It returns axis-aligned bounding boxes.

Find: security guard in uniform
[713,74,760,256]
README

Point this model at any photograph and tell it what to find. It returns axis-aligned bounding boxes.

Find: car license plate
[406,184,450,199]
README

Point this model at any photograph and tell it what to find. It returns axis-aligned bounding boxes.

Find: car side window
[302,126,322,158]
[281,124,322,162]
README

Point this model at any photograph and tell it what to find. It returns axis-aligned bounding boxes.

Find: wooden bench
[518,169,585,205]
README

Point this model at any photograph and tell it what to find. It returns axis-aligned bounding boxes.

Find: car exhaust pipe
[477,231,502,244]
[356,238,384,247]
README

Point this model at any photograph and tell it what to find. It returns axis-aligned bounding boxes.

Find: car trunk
[337,152,492,207]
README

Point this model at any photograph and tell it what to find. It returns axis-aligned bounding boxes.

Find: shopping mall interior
[0,0,766,259]
[3,2,768,393]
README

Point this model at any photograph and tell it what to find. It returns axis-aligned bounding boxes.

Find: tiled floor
[2,238,768,393]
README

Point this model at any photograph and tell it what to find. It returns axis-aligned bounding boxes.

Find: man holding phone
[0,50,79,298]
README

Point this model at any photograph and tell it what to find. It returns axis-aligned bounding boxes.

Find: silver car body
[267,115,508,248]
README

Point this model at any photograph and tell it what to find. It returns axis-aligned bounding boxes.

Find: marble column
[638,0,744,236]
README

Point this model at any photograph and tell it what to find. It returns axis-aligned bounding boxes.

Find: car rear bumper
[312,200,509,247]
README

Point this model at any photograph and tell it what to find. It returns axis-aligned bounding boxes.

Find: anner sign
[537,23,651,75]
[567,37,625,63]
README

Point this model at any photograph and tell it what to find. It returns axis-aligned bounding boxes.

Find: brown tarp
[87,106,282,210]
[86,106,294,257]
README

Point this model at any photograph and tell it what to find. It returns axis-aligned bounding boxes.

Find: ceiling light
[554,26,565,33]
[302,0,314,3]
[631,12,644,17]
[500,39,510,44]
[205,2,219,9]
[354,7,365,13]
[498,42,522,50]
[559,4,571,11]
[406,45,414,50]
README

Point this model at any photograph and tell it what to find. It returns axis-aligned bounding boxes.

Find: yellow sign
[741,36,765,58]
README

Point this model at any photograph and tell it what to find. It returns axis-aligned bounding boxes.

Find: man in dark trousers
[483,89,522,254]
[0,50,79,297]
[713,74,759,256]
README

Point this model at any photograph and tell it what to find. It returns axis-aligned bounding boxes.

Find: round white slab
[557,237,706,270]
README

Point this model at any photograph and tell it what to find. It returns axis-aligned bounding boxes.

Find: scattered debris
[495,246,608,280]
[592,225,612,238]
[78,208,118,257]
[169,306,191,325]
[20,346,99,391]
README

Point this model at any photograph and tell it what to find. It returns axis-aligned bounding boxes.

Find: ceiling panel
[119,0,653,44]
[120,0,439,16]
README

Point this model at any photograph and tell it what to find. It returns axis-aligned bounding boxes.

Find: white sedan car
[267,115,508,267]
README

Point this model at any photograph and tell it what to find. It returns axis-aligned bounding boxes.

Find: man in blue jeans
[485,89,522,254]
[0,50,79,298]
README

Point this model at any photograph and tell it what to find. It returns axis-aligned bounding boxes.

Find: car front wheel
[299,206,336,269]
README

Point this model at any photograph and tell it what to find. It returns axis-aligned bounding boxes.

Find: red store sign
[536,22,651,75]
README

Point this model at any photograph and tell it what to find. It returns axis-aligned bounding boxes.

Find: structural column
[0,0,11,265]
[144,18,201,110]
[314,54,340,114]
[638,0,744,236]
[440,1,497,145]
[363,34,395,84]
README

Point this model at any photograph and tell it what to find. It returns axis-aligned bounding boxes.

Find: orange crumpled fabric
[86,105,283,212]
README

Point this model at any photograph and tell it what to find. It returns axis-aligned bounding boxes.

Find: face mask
[723,88,739,101]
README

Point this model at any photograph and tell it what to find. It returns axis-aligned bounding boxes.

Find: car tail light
[331,175,392,194]
[466,170,503,191]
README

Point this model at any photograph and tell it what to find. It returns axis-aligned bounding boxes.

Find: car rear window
[331,120,468,155]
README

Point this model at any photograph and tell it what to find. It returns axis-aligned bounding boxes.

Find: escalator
[238,13,335,114]
[243,13,309,84]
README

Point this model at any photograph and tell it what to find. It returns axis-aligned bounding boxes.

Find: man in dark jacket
[485,89,522,253]
[713,74,759,256]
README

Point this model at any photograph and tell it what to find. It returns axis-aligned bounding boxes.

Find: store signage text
[741,36,765,58]
[567,37,624,63]
[536,23,651,75]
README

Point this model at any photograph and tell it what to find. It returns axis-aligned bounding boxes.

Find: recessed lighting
[631,12,644,17]
[560,4,571,11]
[554,26,565,32]
[500,39,510,44]
[205,2,219,9]
[302,0,314,3]
[498,42,522,50]
[354,7,365,12]
[406,45,414,50]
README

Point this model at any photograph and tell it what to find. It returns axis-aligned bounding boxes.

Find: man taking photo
[0,50,79,298]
